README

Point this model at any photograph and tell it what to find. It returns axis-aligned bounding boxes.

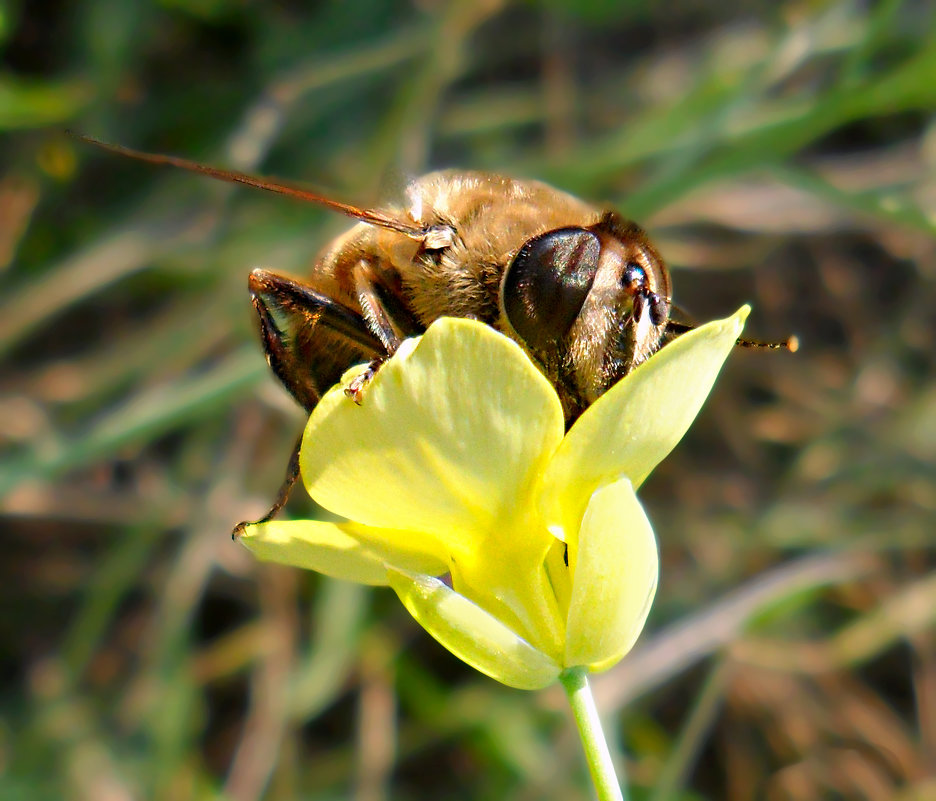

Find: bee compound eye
[503,227,600,351]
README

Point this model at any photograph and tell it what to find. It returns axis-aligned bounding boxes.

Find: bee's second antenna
[736,334,799,352]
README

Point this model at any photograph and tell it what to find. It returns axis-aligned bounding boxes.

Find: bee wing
[249,269,385,411]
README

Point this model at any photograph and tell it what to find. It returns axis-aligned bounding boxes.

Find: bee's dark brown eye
[503,227,600,351]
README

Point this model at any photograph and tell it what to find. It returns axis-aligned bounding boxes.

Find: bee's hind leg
[231,433,303,540]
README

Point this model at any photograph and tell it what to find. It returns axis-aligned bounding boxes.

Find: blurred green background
[2,0,935,799]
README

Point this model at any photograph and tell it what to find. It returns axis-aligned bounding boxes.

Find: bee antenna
[666,317,799,352]
[67,131,429,239]
[737,334,799,352]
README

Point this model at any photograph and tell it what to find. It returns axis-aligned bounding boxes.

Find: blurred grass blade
[0,349,265,496]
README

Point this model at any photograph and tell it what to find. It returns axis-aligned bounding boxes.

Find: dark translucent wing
[249,269,385,411]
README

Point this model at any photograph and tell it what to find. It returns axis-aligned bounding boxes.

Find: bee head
[501,212,671,363]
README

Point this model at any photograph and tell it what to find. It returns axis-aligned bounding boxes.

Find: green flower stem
[560,666,626,801]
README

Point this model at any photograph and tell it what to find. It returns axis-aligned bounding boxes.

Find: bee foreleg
[345,259,424,402]
[354,259,420,355]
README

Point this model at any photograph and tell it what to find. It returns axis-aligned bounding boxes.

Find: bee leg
[231,433,303,540]
[343,260,422,404]
[352,259,424,356]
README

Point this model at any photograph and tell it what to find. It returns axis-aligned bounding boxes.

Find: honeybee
[74,135,795,533]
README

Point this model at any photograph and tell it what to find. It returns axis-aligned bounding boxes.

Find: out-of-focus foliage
[1,1,934,799]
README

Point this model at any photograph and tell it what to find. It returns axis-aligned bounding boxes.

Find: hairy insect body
[253,171,672,424]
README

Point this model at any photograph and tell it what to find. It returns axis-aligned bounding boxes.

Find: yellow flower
[240,308,749,689]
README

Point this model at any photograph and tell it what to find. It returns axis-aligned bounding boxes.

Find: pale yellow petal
[239,520,448,586]
[540,307,748,543]
[388,568,561,690]
[301,318,564,552]
[563,477,658,670]
[448,549,565,660]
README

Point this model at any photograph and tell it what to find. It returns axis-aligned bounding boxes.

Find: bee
[74,135,796,534]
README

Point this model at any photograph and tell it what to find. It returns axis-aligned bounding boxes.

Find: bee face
[501,212,671,417]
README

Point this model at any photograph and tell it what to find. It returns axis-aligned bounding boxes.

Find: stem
[560,666,627,801]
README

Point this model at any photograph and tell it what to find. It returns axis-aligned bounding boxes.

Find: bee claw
[344,358,386,404]
[230,435,304,539]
